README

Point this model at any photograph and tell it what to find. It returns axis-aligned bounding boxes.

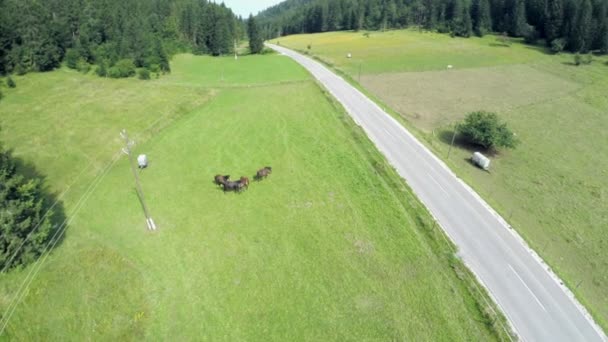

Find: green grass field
[274,29,608,330]
[0,54,506,340]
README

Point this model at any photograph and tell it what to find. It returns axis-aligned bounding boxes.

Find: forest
[0,0,246,77]
[257,0,608,53]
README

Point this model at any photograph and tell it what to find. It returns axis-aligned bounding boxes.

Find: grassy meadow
[0,54,506,340]
[273,29,608,330]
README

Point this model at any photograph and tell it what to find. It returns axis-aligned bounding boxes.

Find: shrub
[76,59,91,74]
[573,53,591,66]
[107,59,136,78]
[523,25,540,45]
[96,62,107,77]
[138,68,150,80]
[14,64,26,76]
[0,89,3,101]
[65,48,80,69]
[457,111,519,150]
[550,38,566,54]
[148,64,160,73]
[7,77,16,88]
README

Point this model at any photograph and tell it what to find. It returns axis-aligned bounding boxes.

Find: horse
[214,174,230,186]
[239,176,250,190]
[221,180,243,193]
[254,166,272,181]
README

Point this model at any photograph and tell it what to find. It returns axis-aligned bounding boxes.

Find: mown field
[0,54,506,340]
[273,29,608,330]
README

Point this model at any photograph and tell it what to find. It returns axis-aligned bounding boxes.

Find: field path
[267,43,606,342]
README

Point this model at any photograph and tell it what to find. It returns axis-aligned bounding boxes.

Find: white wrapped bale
[472,152,490,170]
[137,154,148,169]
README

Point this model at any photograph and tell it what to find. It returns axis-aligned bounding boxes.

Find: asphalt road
[268,43,606,342]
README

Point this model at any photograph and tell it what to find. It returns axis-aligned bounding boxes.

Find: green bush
[138,68,150,80]
[95,63,107,77]
[7,77,16,88]
[148,64,160,73]
[14,64,26,76]
[76,59,91,73]
[107,59,136,78]
[457,111,519,150]
[523,25,540,44]
[550,39,566,54]
[0,89,3,101]
[65,48,80,69]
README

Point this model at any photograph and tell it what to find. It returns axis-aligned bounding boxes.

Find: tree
[65,49,81,69]
[0,143,56,270]
[506,0,527,36]
[568,0,592,52]
[247,15,264,54]
[450,0,472,37]
[472,0,492,36]
[457,111,519,150]
[544,0,564,43]
[7,76,16,88]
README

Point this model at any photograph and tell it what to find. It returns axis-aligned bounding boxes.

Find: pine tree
[545,0,564,44]
[247,15,264,54]
[0,144,56,270]
[568,0,592,52]
[599,9,608,53]
[507,0,527,36]
[472,0,492,36]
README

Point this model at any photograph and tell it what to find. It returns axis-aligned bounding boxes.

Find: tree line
[0,0,247,77]
[257,0,608,53]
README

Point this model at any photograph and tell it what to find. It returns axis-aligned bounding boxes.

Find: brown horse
[239,176,250,190]
[254,167,272,181]
[214,174,230,186]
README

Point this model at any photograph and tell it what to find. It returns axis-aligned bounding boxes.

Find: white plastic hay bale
[137,154,148,169]
[472,152,490,170]
[447,65,453,69]
[347,53,352,58]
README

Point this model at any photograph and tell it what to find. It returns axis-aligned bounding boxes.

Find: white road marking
[509,264,548,313]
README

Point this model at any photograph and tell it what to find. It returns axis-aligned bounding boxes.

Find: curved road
[268,43,606,342]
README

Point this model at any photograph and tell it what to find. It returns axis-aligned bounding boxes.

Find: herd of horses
[214,166,272,193]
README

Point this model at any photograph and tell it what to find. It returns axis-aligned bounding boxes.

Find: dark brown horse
[254,167,272,181]
[214,174,230,186]
[239,176,250,190]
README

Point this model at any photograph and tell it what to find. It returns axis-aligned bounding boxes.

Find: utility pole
[447,129,457,159]
[120,129,156,231]
[234,39,238,60]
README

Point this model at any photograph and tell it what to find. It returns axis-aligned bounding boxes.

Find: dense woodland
[0,0,246,77]
[257,0,608,53]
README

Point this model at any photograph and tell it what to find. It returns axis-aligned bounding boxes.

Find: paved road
[268,44,606,342]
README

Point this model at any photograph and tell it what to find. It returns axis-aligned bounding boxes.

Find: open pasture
[276,29,608,329]
[0,54,502,340]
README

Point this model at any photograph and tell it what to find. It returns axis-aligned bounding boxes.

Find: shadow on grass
[2,153,67,272]
[437,129,498,158]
